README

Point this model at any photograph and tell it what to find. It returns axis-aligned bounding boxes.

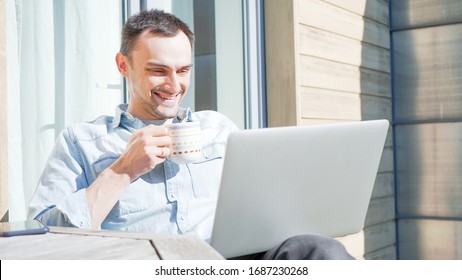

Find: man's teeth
[157,92,178,100]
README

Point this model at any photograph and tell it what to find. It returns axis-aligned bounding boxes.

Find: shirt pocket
[93,153,156,217]
[187,143,225,198]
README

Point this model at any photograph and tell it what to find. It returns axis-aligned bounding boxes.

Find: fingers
[157,146,171,158]
[114,125,175,181]
[132,125,171,146]
[146,125,172,151]
[130,125,172,159]
[143,124,169,137]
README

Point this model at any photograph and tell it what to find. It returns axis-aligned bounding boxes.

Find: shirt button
[180,215,185,220]
[79,222,83,227]
[170,193,176,199]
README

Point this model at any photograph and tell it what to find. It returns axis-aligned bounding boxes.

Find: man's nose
[165,73,181,93]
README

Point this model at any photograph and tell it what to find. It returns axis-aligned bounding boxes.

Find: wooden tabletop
[0,226,224,260]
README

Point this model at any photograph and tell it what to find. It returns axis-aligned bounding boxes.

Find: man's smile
[151,90,181,103]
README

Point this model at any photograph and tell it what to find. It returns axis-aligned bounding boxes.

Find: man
[28,9,353,260]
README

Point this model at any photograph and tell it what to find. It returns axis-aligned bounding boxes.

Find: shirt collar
[112,104,193,128]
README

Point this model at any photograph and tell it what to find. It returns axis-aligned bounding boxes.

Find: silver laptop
[210,119,389,258]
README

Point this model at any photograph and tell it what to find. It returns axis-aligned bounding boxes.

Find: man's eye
[149,69,165,74]
[178,69,190,75]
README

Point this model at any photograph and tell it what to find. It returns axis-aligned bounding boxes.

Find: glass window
[8,0,123,220]
[128,0,249,129]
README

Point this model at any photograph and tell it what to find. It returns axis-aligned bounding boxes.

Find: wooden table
[0,226,224,260]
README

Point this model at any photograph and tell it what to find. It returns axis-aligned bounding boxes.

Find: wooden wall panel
[297,0,390,48]
[266,0,394,259]
[299,55,390,97]
[365,196,395,227]
[299,25,390,73]
[364,221,396,257]
[371,172,395,199]
[365,244,397,260]
[377,148,394,173]
[324,0,389,25]
[301,87,361,121]
[361,95,392,120]
[264,0,299,127]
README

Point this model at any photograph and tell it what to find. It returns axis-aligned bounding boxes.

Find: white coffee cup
[167,121,202,164]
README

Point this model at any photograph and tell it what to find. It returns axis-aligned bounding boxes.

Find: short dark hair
[120,9,195,59]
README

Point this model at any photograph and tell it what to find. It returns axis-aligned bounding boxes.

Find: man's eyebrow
[145,62,193,68]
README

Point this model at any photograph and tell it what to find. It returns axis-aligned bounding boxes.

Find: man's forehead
[128,30,192,67]
[138,29,189,45]
[131,30,191,52]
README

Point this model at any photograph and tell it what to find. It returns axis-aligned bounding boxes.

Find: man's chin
[154,107,180,120]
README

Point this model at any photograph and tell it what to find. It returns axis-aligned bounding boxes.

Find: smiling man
[118,29,193,120]
[28,9,353,260]
[28,9,236,237]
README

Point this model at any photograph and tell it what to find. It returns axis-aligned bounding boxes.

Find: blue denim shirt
[28,104,239,242]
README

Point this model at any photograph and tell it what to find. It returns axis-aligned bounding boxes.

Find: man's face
[118,30,193,120]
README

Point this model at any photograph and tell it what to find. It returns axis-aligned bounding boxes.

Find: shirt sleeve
[28,126,91,228]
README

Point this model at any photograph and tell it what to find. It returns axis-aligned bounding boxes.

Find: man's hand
[111,125,172,181]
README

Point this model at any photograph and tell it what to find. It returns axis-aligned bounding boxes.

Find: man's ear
[115,52,129,77]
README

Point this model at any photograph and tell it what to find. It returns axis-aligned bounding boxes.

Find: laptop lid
[210,119,389,258]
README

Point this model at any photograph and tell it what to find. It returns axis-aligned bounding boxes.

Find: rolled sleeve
[55,188,91,228]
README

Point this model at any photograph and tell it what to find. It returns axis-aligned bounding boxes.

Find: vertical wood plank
[264,0,299,127]
[0,0,8,220]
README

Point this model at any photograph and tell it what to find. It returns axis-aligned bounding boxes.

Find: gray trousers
[231,234,355,260]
